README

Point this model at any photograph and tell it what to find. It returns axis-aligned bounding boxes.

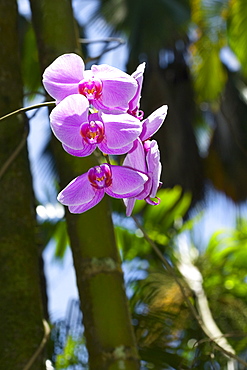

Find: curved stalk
[0,101,55,122]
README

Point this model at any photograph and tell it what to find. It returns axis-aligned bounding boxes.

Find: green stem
[0,101,55,122]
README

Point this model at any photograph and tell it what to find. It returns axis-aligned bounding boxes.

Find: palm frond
[228,0,247,76]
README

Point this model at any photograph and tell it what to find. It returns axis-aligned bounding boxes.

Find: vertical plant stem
[0,1,44,369]
[29,0,140,368]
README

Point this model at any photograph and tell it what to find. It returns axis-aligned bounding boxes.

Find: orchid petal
[129,62,145,112]
[57,173,95,206]
[123,138,147,173]
[62,143,96,157]
[91,64,138,111]
[68,190,105,213]
[105,165,148,198]
[124,198,136,217]
[146,140,162,198]
[43,53,84,102]
[98,140,133,155]
[102,113,142,149]
[50,94,89,149]
[135,176,152,200]
[140,105,168,141]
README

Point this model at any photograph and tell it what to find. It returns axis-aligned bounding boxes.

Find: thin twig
[0,101,55,179]
[0,101,56,122]
[79,37,125,45]
[23,319,51,370]
[132,215,247,368]
[79,37,125,63]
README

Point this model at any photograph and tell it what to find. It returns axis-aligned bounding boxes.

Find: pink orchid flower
[57,163,149,214]
[122,104,168,215]
[49,94,143,156]
[43,53,138,113]
[123,138,162,216]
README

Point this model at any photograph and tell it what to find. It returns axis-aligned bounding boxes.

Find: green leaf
[115,225,151,260]
[191,35,227,102]
[228,0,247,76]
[190,0,229,102]
[21,22,41,96]
[56,335,83,369]
[53,220,69,260]
[144,187,192,231]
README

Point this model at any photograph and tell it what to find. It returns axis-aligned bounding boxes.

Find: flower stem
[0,101,55,122]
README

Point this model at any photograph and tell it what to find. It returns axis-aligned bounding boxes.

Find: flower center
[80,120,104,144]
[88,164,112,189]
[78,77,103,100]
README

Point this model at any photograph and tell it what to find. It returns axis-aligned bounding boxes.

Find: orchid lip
[88,164,112,189]
[78,77,103,100]
[80,120,105,144]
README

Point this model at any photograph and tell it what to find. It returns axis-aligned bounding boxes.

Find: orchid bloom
[122,104,168,216]
[57,163,149,213]
[123,138,162,216]
[43,53,138,113]
[49,94,142,156]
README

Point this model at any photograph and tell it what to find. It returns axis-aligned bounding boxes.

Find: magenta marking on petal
[78,77,103,100]
[128,107,144,120]
[80,120,105,144]
[88,164,112,189]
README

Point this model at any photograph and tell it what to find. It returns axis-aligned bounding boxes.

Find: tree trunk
[29,0,140,368]
[0,1,44,369]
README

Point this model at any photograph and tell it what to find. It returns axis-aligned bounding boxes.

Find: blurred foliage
[94,0,190,54]
[18,14,41,97]
[114,192,247,368]
[190,0,228,102]
[228,0,247,77]
[50,300,88,369]
[198,221,247,354]
[55,335,86,369]
[38,218,69,260]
